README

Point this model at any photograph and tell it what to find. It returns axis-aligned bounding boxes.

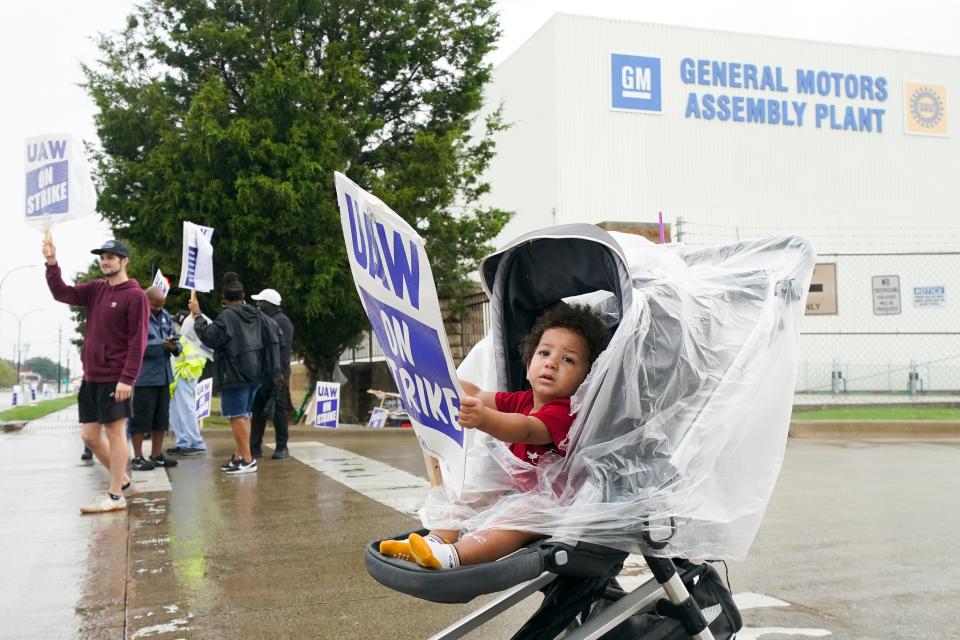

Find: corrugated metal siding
[479,18,560,241]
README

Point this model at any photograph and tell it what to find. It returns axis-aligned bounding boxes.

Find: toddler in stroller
[381,302,611,569]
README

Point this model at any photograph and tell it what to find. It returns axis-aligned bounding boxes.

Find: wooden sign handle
[422,453,444,487]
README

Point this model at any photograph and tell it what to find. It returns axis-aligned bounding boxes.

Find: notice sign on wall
[872,275,901,315]
[806,263,838,315]
[912,286,946,308]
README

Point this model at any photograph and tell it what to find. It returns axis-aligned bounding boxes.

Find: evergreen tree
[83,0,510,380]
[23,357,69,381]
[0,360,16,388]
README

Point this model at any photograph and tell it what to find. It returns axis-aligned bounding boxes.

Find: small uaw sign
[195,378,213,421]
[368,406,390,428]
[314,382,341,428]
[24,133,97,230]
[152,269,170,297]
[335,172,466,495]
[179,222,215,292]
[872,275,901,315]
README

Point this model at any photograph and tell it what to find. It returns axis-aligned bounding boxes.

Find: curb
[1,420,27,433]
[790,420,960,439]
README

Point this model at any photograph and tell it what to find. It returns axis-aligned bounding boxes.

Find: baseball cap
[91,239,130,258]
[172,310,190,325]
[251,288,282,305]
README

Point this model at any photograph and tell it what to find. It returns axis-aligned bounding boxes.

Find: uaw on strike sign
[24,133,96,230]
[335,172,466,495]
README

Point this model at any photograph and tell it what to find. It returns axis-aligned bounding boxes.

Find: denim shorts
[220,384,261,419]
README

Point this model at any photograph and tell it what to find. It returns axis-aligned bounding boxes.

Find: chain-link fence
[341,222,960,396]
[678,218,960,394]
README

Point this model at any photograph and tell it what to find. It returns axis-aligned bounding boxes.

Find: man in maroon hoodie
[43,231,150,513]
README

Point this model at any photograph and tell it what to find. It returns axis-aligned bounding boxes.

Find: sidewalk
[0,408,531,639]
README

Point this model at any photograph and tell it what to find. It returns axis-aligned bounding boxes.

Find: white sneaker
[80,493,127,514]
[122,481,141,499]
[224,458,257,475]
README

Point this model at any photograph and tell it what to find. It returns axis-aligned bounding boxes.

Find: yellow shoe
[408,533,442,570]
[379,538,414,563]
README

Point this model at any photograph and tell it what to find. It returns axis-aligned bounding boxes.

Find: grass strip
[0,394,78,421]
[792,406,960,421]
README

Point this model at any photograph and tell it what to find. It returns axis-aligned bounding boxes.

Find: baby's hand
[458,395,485,429]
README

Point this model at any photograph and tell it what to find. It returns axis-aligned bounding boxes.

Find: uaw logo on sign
[611,53,662,113]
[904,82,948,137]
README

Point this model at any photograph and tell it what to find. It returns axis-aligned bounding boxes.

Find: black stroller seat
[366,529,628,604]
[363,224,814,639]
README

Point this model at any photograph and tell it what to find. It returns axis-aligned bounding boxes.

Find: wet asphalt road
[1,408,958,639]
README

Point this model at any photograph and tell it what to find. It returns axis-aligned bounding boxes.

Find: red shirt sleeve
[495,390,529,414]
[529,397,575,453]
[495,390,576,454]
[45,263,94,307]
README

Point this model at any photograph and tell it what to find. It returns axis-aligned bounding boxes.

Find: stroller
[364,224,815,639]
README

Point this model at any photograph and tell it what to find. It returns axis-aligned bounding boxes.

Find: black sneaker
[166,446,184,455]
[132,456,156,471]
[81,447,93,461]
[219,456,239,472]
[251,448,264,459]
[271,447,289,460]
[224,458,257,475]
[150,455,178,468]
[180,447,206,456]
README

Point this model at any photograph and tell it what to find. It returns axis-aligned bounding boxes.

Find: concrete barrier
[790,420,960,439]
[1,420,28,433]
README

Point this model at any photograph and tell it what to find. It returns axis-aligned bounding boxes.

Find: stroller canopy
[421,225,814,560]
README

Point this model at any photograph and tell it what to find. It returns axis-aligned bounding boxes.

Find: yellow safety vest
[169,337,208,396]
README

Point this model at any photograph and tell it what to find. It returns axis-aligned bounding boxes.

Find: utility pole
[57,325,62,394]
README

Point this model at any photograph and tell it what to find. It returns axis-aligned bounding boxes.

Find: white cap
[251,288,282,305]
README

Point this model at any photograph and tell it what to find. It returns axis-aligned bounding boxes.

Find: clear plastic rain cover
[419,228,815,560]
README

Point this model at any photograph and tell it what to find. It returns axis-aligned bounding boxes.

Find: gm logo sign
[611,53,662,113]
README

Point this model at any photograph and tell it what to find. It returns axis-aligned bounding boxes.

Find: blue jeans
[170,378,206,449]
[220,384,261,419]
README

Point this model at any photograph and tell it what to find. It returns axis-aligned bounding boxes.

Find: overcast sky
[2,0,958,370]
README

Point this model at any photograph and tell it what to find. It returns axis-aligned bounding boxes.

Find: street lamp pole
[4,308,45,386]
[0,265,41,364]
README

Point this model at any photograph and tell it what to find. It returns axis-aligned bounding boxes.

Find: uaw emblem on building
[904,82,948,136]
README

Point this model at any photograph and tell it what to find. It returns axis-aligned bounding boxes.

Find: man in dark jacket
[130,286,181,470]
[188,272,281,475]
[249,288,294,459]
[44,233,149,513]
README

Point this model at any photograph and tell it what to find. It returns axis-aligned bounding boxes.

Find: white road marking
[130,468,172,493]
[736,591,831,637]
[286,441,430,516]
[737,628,831,639]
[736,592,790,609]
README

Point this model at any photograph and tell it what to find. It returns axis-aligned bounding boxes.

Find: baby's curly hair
[519,302,611,368]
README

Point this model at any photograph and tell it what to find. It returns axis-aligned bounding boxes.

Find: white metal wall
[480,17,560,242]
[545,14,959,242]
